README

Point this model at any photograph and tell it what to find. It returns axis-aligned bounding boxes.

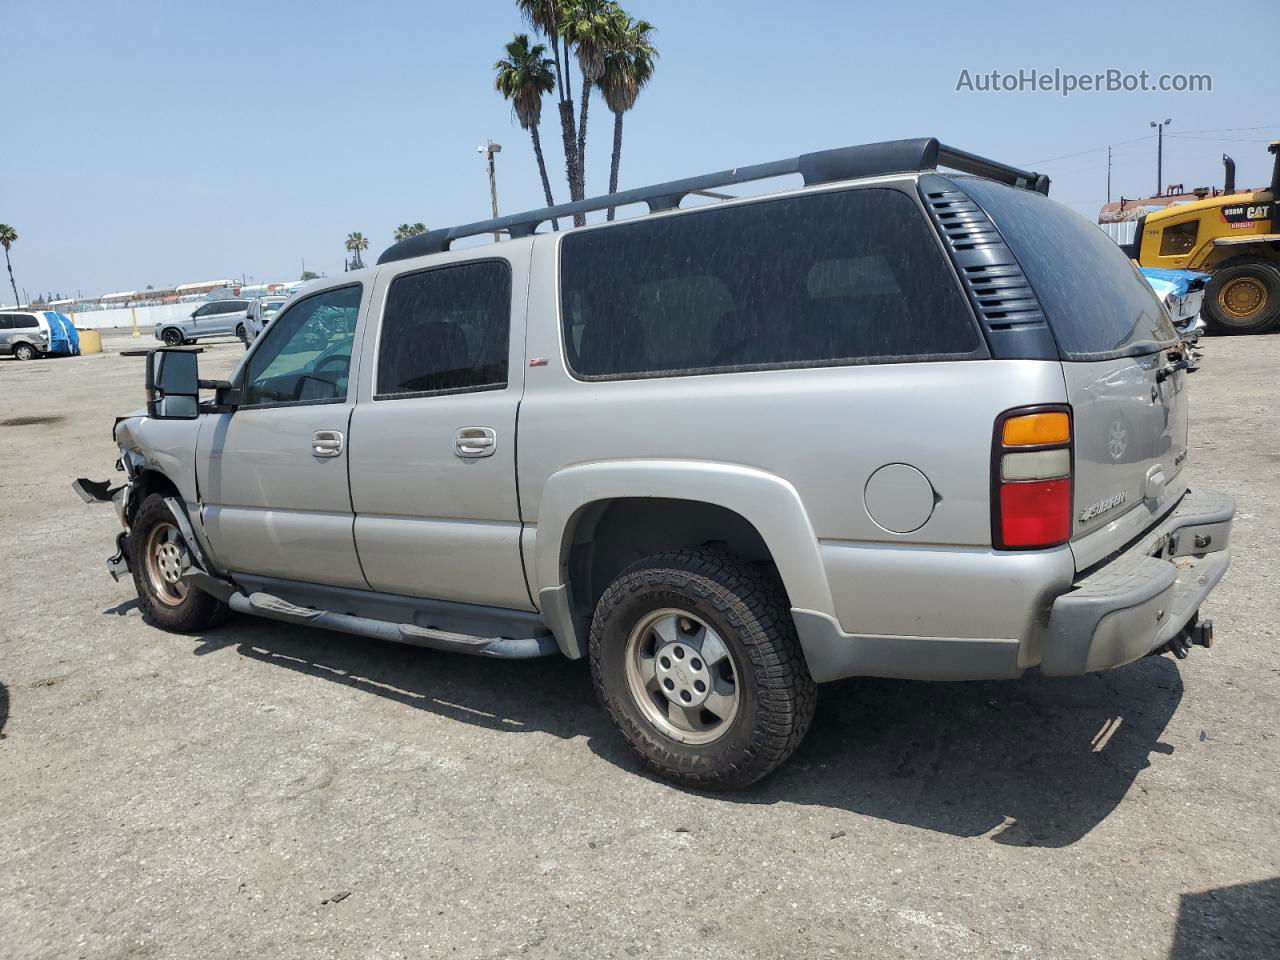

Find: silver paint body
[0,311,51,356]
[110,172,1226,681]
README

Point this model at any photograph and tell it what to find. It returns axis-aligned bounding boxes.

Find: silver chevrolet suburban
[77,138,1235,790]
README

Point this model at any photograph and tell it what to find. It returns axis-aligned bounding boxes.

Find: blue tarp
[42,311,81,356]
[1138,267,1211,299]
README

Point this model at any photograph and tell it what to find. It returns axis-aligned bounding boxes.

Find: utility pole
[1106,145,1112,204]
[1150,118,1171,196]
[478,140,503,242]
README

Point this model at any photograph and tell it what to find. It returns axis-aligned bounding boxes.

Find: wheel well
[562,498,778,622]
[127,469,181,525]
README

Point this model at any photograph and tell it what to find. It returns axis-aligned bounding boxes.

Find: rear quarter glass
[558,185,986,380]
[958,178,1179,361]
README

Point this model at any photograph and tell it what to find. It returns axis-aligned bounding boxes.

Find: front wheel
[1203,260,1280,335]
[13,342,37,361]
[129,494,226,632]
[236,323,248,344]
[590,550,816,790]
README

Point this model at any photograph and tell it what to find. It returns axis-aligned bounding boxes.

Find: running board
[222,589,557,659]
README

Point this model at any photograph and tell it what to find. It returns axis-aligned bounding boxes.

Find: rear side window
[960,178,1178,360]
[13,315,39,328]
[560,187,981,379]
[376,260,511,399]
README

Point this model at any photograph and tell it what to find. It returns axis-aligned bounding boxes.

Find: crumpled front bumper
[107,531,131,581]
[74,476,133,580]
[1041,487,1234,676]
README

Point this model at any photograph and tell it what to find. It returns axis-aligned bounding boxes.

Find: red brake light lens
[998,478,1072,547]
[993,406,1073,550]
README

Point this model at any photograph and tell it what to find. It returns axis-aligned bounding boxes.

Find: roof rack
[378,137,1050,264]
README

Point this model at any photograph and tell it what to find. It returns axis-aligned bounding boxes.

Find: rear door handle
[312,430,344,458]
[455,426,497,458]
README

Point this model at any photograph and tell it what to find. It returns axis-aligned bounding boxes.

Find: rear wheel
[590,549,816,790]
[1203,260,1280,335]
[161,327,184,346]
[130,494,226,632]
[12,342,36,361]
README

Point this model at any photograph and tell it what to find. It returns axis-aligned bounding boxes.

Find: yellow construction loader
[1118,142,1279,334]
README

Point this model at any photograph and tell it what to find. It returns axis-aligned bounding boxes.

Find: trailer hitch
[1153,614,1214,660]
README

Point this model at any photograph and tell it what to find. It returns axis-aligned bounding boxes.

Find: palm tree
[394,223,428,242]
[0,224,19,307]
[345,232,369,270]
[560,0,624,211]
[601,17,656,220]
[496,33,560,229]
[517,1,578,211]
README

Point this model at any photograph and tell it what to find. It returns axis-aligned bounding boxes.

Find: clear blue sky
[6,0,1278,300]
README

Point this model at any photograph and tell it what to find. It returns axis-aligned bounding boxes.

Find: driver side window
[242,284,362,407]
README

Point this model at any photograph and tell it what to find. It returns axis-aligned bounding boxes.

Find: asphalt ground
[1,329,1277,959]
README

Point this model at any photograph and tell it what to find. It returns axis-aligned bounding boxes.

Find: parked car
[78,137,1234,790]
[153,299,251,346]
[1141,267,1210,343]
[243,296,290,343]
[0,311,50,359]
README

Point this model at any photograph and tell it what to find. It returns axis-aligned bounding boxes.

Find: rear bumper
[793,487,1234,683]
[1041,487,1234,675]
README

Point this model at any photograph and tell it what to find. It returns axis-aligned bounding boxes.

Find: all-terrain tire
[1203,259,1280,335]
[590,549,816,790]
[130,494,226,632]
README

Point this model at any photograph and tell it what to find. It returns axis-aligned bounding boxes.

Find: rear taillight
[993,406,1073,550]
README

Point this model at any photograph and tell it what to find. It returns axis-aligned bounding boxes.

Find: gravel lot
[1,330,1277,960]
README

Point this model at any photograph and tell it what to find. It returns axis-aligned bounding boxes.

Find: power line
[1021,134,1153,167]
[1165,124,1279,135]
[1166,134,1277,143]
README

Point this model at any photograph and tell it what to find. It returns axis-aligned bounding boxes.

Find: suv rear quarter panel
[518,230,1070,638]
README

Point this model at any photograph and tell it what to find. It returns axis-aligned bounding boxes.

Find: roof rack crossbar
[936,144,1049,195]
[378,137,1049,264]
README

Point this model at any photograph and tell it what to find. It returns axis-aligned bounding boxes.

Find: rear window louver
[919,175,1059,360]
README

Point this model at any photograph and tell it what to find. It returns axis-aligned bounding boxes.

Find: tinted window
[13,315,39,328]
[961,178,1178,360]
[194,303,216,317]
[0,316,12,330]
[559,188,980,379]
[376,261,511,398]
[243,285,362,406]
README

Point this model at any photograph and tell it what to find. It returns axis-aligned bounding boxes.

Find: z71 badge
[1080,491,1128,522]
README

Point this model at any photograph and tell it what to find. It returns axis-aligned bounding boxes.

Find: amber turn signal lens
[1002,412,1070,447]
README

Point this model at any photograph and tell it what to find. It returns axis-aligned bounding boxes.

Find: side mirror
[146,349,200,419]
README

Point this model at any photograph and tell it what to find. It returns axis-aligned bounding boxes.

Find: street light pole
[478,140,503,242]
[1150,118,1171,196]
